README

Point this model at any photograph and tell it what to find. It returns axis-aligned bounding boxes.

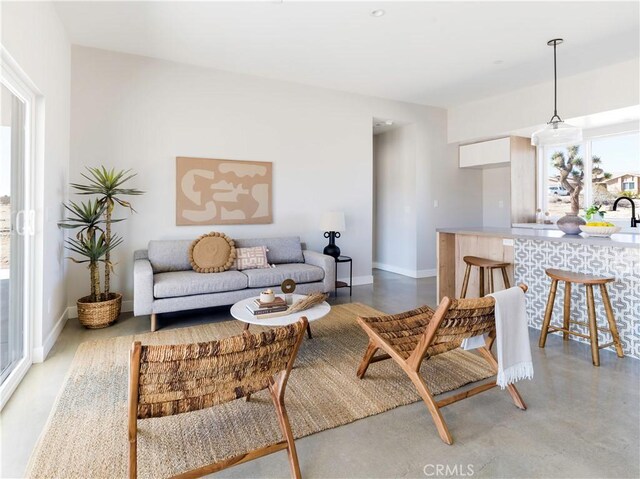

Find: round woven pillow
[189,232,236,273]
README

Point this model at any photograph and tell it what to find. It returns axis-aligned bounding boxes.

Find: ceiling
[54,1,640,108]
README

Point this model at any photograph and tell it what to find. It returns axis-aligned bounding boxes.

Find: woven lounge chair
[128,318,308,479]
[356,285,528,445]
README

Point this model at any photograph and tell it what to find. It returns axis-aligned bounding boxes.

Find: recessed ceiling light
[370,9,385,17]
[384,120,394,125]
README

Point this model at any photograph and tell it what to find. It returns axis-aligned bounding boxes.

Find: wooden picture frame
[176,157,273,225]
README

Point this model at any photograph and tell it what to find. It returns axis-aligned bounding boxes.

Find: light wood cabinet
[509,137,537,224]
[437,232,514,301]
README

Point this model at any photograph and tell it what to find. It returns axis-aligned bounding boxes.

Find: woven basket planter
[76,293,122,329]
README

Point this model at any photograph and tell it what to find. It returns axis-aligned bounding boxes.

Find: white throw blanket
[461,287,533,389]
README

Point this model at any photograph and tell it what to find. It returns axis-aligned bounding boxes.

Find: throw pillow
[189,232,236,273]
[233,237,304,264]
[235,245,270,270]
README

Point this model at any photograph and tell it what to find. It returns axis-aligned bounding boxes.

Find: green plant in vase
[59,168,143,328]
[584,204,605,223]
[60,199,108,302]
[71,167,144,298]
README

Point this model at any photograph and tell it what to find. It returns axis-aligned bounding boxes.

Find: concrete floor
[1,270,638,478]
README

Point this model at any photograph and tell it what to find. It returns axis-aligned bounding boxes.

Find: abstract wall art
[176,157,273,225]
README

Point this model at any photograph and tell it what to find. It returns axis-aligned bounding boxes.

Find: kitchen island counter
[437,226,640,248]
[437,228,639,358]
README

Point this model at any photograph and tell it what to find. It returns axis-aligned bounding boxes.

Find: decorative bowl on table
[579,225,621,237]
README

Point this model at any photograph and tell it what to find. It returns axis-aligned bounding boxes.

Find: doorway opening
[372,117,417,278]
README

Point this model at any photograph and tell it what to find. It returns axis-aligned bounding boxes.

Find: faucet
[612,196,638,227]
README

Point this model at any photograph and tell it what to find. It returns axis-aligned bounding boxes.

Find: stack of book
[246,296,289,316]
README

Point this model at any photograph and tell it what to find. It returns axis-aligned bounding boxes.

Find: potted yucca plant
[59,167,143,328]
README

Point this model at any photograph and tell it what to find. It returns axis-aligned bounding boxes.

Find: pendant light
[531,38,582,146]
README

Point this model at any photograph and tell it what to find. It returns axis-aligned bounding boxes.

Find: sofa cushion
[234,237,304,264]
[235,245,270,270]
[154,270,248,298]
[148,240,193,273]
[242,264,324,289]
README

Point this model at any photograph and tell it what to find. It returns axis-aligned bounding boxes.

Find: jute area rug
[27,303,494,478]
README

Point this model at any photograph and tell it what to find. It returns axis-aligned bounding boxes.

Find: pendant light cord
[553,41,558,118]
[532,37,582,145]
[549,39,563,124]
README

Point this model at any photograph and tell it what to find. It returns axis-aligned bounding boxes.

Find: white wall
[424,141,484,272]
[70,46,474,305]
[1,1,70,360]
[373,126,417,274]
[373,125,483,277]
[448,59,640,143]
[482,166,511,228]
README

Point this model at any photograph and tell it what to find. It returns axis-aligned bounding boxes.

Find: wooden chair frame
[356,285,528,445]
[128,318,308,479]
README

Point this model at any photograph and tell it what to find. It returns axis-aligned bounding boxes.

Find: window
[539,132,640,221]
[591,132,640,220]
[0,83,26,386]
[545,144,585,217]
[1,49,40,410]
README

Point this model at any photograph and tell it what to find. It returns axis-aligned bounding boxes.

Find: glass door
[0,82,27,387]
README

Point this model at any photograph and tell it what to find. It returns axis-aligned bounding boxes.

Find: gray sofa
[133,236,335,331]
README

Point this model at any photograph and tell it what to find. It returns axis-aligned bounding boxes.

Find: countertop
[512,222,638,234]
[437,227,640,249]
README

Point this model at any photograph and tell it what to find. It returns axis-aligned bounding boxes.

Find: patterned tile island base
[515,239,640,359]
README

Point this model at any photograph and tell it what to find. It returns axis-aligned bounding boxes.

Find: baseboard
[416,268,437,278]
[373,262,436,279]
[32,299,133,363]
[67,299,133,319]
[32,307,69,363]
[338,275,374,286]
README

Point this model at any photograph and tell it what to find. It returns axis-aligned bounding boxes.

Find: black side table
[334,255,353,297]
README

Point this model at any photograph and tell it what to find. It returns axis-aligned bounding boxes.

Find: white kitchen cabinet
[459,136,511,168]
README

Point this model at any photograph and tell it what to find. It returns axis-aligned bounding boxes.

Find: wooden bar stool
[460,256,511,298]
[539,268,624,366]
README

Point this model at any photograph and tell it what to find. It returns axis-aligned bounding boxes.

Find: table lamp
[321,211,345,258]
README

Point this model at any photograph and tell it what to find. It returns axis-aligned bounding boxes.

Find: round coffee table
[230,294,331,339]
